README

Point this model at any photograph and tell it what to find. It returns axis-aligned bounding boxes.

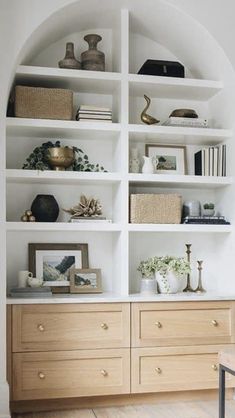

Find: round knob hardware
[155,321,162,328]
[101,369,108,376]
[37,324,45,332]
[155,367,162,374]
[211,320,218,327]
[101,323,108,330]
[212,364,218,371]
[38,372,45,379]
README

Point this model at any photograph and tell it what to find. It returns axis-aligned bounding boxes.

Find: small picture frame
[146,144,187,175]
[70,268,102,294]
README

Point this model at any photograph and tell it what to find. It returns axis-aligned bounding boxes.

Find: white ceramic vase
[140,277,157,295]
[142,156,155,174]
[155,271,180,294]
[129,148,140,173]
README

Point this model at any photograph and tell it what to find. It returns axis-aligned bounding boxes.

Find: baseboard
[0,380,10,418]
[10,388,233,413]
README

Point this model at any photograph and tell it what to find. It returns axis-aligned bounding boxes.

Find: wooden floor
[16,400,235,418]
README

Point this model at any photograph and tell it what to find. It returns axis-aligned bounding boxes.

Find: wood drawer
[131,345,235,393]
[132,302,235,347]
[12,303,130,352]
[12,348,130,400]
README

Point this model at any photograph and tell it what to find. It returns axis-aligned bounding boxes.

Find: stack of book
[70,216,112,223]
[76,105,112,123]
[163,117,208,128]
[10,286,52,298]
[182,216,230,225]
[194,145,226,176]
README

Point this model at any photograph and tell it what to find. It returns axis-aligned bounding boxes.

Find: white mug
[18,270,33,288]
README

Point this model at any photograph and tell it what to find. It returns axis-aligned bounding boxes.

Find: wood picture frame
[70,268,102,294]
[146,144,187,175]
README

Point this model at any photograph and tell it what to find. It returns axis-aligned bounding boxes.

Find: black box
[138,60,185,78]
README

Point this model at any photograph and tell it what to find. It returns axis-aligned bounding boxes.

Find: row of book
[10,286,52,298]
[163,117,208,128]
[194,145,226,177]
[182,216,230,225]
[76,105,112,123]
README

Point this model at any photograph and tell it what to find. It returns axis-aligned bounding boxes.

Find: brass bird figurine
[141,95,159,125]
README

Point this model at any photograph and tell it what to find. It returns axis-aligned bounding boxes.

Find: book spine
[194,150,202,175]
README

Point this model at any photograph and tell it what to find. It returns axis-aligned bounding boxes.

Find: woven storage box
[130,194,182,224]
[15,85,73,120]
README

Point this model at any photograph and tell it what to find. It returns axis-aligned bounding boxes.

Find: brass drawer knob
[155,367,162,374]
[212,364,218,371]
[101,323,108,330]
[211,320,218,326]
[155,321,162,328]
[37,324,45,332]
[101,369,108,376]
[38,372,45,379]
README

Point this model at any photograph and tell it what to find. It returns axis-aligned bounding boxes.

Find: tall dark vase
[31,195,59,222]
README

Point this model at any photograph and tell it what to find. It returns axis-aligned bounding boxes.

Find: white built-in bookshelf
[5,9,235,297]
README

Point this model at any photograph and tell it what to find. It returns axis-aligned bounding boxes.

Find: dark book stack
[10,287,52,298]
[194,145,226,176]
[76,105,112,122]
[182,216,230,225]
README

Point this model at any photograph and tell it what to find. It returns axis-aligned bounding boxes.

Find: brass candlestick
[194,260,206,293]
[183,243,194,292]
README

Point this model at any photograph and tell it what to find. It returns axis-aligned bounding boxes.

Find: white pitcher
[142,156,155,174]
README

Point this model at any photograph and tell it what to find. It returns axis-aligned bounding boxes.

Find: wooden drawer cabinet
[131,345,235,393]
[12,303,130,352]
[132,302,235,347]
[12,348,130,400]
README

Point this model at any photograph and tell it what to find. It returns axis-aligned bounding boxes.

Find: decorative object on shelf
[138,59,185,78]
[141,95,159,125]
[76,105,112,122]
[142,156,155,174]
[183,200,201,217]
[14,85,73,120]
[203,203,215,217]
[81,34,105,71]
[130,193,182,224]
[63,194,102,220]
[129,148,140,173]
[70,268,102,293]
[21,210,36,222]
[195,145,226,176]
[137,259,157,295]
[194,260,206,293]
[28,243,89,293]
[146,144,187,175]
[27,276,43,288]
[22,140,107,172]
[18,270,33,288]
[170,109,198,118]
[154,256,191,294]
[31,194,59,222]
[183,244,194,292]
[58,42,81,69]
[46,146,75,171]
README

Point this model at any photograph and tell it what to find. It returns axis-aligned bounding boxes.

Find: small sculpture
[64,195,102,219]
[21,210,36,222]
[141,95,159,125]
[58,42,81,69]
[194,260,206,293]
[183,243,194,292]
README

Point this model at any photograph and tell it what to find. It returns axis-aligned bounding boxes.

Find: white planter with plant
[153,256,191,294]
[137,258,157,295]
[203,203,215,216]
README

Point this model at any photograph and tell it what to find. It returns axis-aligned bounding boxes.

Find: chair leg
[219,365,225,418]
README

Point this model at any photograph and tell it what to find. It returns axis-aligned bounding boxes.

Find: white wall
[1,0,235,415]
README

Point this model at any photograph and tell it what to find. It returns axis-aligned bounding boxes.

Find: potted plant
[137,258,157,295]
[203,203,215,216]
[153,256,191,294]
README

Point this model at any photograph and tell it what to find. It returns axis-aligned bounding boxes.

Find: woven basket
[15,86,73,120]
[130,194,182,224]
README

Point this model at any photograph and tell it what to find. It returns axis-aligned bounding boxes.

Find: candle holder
[194,260,206,293]
[183,243,194,292]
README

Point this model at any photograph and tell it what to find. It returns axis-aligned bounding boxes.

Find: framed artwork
[146,144,187,175]
[28,243,89,290]
[70,268,102,294]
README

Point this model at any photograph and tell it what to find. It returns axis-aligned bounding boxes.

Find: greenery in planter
[203,203,215,210]
[137,255,190,279]
[22,140,107,172]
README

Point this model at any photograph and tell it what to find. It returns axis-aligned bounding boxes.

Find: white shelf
[129,73,223,100]
[6,222,121,232]
[128,173,233,189]
[6,169,121,185]
[128,224,232,233]
[15,65,121,94]
[6,118,121,140]
[128,124,232,145]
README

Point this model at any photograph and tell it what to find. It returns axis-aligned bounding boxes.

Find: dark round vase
[31,195,59,222]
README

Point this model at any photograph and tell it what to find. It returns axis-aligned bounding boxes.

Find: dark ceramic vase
[81,34,105,71]
[31,195,59,222]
